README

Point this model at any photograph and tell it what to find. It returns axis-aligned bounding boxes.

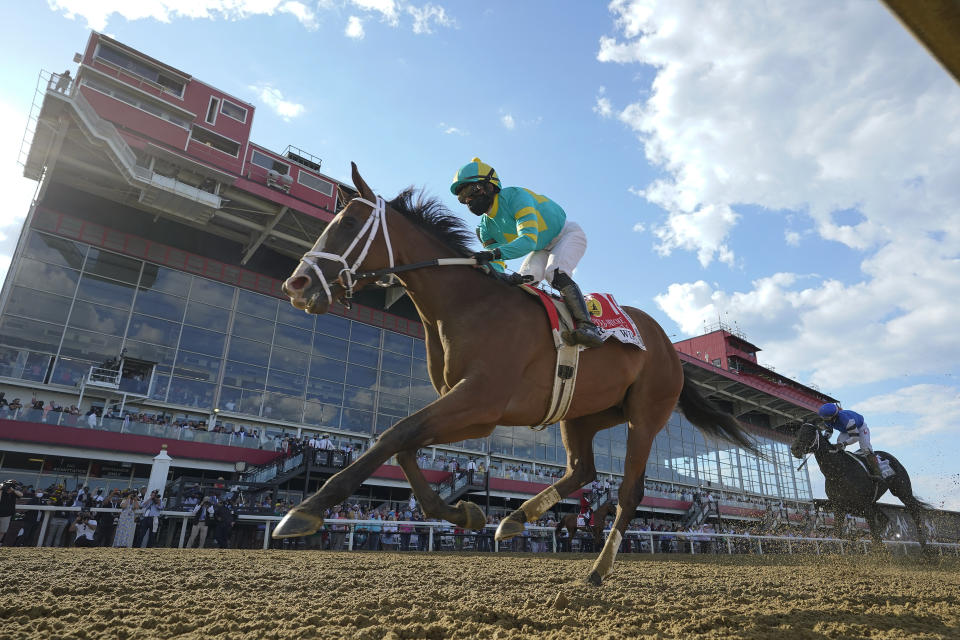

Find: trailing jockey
[451,158,603,348]
[818,402,882,480]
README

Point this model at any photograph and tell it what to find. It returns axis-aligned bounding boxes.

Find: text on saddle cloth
[522,286,646,350]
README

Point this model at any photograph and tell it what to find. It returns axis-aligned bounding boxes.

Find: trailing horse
[276,163,757,585]
[555,498,616,552]
[790,422,930,553]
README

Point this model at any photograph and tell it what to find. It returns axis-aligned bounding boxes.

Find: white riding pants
[518,221,587,283]
[837,424,872,453]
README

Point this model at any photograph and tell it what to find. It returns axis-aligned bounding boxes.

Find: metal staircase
[681,498,719,529]
[21,69,222,222]
[434,471,487,504]
[241,453,306,486]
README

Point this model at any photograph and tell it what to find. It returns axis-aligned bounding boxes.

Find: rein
[796,428,821,471]
[297,195,476,308]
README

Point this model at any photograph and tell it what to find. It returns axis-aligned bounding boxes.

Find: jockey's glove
[472,248,502,264]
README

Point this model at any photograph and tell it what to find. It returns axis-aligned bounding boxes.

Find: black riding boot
[552,271,604,348]
[864,454,882,480]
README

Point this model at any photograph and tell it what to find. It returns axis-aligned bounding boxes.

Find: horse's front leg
[273,381,502,538]
[396,449,488,530]
[864,506,885,551]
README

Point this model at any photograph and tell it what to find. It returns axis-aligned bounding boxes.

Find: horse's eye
[341,216,358,229]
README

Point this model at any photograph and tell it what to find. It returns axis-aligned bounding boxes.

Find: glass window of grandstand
[0,230,450,448]
[220,99,247,123]
[94,43,185,97]
[191,126,240,157]
[250,149,290,175]
[298,171,334,196]
[205,97,219,125]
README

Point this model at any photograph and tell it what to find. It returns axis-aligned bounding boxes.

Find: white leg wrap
[522,486,561,521]
[593,529,622,579]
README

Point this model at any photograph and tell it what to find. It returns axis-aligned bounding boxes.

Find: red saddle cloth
[524,286,644,349]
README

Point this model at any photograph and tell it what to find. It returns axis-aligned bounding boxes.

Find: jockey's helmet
[818,403,840,419]
[450,157,501,195]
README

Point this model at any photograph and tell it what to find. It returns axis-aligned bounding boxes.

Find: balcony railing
[0,407,263,450]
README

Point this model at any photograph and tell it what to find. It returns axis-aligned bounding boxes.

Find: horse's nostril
[287,276,311,293]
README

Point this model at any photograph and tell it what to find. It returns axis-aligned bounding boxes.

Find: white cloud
[351,0,399,26]
[407,3,452,34]
[345,15,365,39]
[598,0,960,266]
[46,0,453,36]
[594,94,613,118]
[604,1,960,393]
[654,233,960,389]
[247,84,305,120]
[632,222,645,233]
[47,0,320,31]
[277,1,318,30]
[439,122,466,136]
[501,113,515,130]
[857,384,960,439]
[651,202,738,267]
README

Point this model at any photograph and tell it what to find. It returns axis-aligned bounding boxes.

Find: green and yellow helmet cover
[450,157,501,195]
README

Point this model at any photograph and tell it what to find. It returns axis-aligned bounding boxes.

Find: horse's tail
[678,376,759,453]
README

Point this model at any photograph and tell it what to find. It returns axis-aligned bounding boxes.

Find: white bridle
[297,195,396,307]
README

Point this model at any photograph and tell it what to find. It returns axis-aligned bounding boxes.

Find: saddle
[512,281,645,427]
[837,449,894,480]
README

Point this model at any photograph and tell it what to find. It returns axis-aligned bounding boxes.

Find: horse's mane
[388,188,475,258]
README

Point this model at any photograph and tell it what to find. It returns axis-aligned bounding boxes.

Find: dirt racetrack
[1,549,958,640]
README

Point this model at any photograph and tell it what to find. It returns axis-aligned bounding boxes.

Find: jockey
[579,490,592,524]
[451,158,604,348]
[818,403,882,479]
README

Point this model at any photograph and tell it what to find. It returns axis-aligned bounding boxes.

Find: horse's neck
[815,449,846,476]
[401,256,520,330]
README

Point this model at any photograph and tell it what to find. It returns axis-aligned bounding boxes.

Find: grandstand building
[0,33,834,523]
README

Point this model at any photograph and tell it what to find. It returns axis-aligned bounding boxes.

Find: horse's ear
[351,162,375,201]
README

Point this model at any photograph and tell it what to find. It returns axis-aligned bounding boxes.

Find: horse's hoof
[495,512,526,541]
[585,571,603,587]
[272,509,324,539]
[456,500,486,530]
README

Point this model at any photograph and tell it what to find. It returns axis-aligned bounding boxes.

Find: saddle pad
[584,293,645,349]
[522,286,645,350]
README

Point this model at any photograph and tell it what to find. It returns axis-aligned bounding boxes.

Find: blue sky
[0,1,958,509]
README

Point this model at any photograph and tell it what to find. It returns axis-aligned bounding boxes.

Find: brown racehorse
[556,499,616,552]
[277,163,756,585]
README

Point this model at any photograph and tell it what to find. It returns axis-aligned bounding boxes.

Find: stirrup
[492,271,535,286]
[566,323,604,348]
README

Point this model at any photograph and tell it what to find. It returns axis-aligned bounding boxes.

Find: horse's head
[283,163,393,314]
[790,422,821,459]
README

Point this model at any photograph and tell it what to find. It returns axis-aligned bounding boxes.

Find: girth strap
[516,285,583,428]
[536,342,582,428]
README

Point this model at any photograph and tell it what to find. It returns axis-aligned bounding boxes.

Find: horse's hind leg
[494,409,621,541]
[396,449,486,529]
[888,471,930,554]
[586,402,666,586]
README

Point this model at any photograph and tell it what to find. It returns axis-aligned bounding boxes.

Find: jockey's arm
[496,206,540,258]
[477,228,508,273]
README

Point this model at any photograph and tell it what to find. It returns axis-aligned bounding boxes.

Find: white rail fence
[8,505,959,556]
